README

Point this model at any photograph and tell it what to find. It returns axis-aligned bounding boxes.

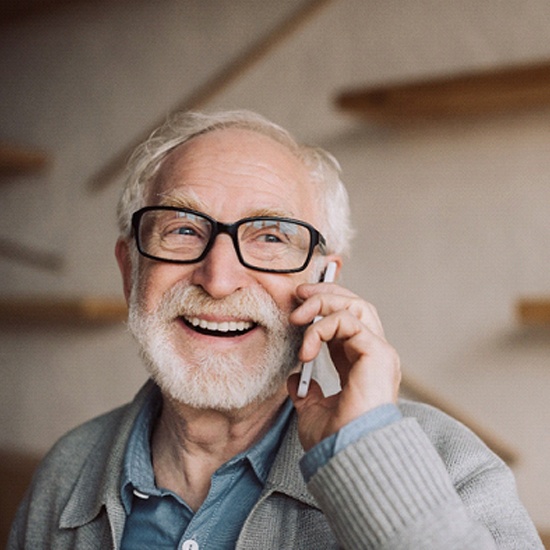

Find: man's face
[124,128,327,410]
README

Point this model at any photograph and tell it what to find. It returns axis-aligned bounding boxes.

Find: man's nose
[190,234,250,299]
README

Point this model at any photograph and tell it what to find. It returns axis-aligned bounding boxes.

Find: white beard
[127,282,304,411]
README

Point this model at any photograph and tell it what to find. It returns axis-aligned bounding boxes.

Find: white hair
[117,110,353,256]
[127,281,304,410]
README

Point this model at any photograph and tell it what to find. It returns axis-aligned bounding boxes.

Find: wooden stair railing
[87,0,334,192]
[0,237,64,272]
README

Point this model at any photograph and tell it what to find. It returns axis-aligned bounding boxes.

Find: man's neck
[151,387,288,511]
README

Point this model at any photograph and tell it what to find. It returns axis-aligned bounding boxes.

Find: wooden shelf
[335,60,550,122]
[0,143,50,176]
[516,297,550,326]
[0,297,128,325]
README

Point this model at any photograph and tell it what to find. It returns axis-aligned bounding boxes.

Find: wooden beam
[516,297,550,326]
[336,60,550,122]
[0,296,128,325]
[0,143,49,177]
[401,373,519,465]
[88,0,334,192]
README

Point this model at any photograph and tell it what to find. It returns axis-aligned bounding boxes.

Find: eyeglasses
[131,206,327,273]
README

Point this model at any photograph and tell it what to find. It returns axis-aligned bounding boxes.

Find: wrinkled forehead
[147,128,319,224]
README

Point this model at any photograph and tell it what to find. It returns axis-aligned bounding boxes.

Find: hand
[287,282,401,451]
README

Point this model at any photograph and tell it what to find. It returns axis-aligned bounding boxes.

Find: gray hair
[117,110,353,256]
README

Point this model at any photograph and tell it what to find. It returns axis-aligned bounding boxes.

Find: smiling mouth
[181,316,256,338]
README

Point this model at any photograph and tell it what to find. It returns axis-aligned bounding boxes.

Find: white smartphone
[297,261,338,398]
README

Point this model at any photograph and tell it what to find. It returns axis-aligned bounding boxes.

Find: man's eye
[259,233,284,243]
[173,226,197,236]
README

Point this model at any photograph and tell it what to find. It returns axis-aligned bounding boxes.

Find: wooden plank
[0,296,128,325]
[336,60,550,122]
[0,143,49,176]
[401,372,519,465]
[88,0,334,192]
[516,297,550,326]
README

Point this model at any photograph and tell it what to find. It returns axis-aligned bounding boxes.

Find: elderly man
[9,110,542,549]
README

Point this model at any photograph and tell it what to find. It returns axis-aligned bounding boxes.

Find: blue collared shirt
[120,384,401,550]
[120,386,294,550]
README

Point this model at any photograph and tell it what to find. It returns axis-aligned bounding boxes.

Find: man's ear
[115,238,133,303]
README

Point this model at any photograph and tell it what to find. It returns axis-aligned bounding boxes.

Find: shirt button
[182,540,199,550]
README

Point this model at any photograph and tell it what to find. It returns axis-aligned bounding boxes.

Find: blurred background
[1,0,550,544]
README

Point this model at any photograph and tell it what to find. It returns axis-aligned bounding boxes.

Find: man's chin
[143,350,291,412]
[153,372,285,412]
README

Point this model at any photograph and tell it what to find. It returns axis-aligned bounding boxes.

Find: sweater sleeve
[305,412,543,550]
[300,404,402,481]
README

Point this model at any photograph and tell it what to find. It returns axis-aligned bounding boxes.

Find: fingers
[291,283,386,354]
[289,282,401,442]
[292,282,386,337]
[290,282,400,393]
[297,309,364,364]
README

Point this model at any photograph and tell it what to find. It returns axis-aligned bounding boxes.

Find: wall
[1,0,549,530]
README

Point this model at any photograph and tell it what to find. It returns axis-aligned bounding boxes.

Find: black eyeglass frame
[131,206,327,273]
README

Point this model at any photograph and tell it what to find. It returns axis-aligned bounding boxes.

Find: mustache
[152,283,288,329]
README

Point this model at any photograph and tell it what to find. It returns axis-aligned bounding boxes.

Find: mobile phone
[297,261,337,398]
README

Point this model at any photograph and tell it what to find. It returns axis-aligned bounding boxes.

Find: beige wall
[1,0,549,530]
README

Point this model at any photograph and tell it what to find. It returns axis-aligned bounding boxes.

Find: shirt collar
[120,384,162,512]
[120,384,294,513]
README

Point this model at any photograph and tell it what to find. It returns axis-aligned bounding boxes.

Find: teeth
[187,317,253,333]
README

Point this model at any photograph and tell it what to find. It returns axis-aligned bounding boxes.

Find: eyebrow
[157,193,207,212]
[156,193,297,220]
[245,207,297,219]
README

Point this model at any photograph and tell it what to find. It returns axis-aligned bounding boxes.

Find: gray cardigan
[8,381,542,549]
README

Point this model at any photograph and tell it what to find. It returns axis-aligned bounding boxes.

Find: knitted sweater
[8,381,543,549]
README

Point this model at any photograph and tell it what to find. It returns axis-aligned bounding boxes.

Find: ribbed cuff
[300,404,402,482]
[306,418,468,548]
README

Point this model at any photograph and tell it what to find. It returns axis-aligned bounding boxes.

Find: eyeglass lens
[136,208,315,271]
